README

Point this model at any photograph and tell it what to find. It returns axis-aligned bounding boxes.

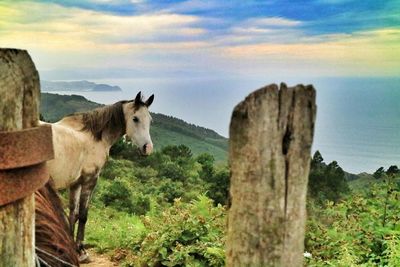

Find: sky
[0,0,399,81]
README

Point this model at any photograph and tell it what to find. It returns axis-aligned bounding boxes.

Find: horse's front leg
[76,176,98,262]
[69,183,81,237]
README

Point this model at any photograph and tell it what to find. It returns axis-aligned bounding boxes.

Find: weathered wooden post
[0,49,49,266]
[226,83,316,267]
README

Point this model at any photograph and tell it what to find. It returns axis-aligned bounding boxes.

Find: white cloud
[0,2,205,45]
[220,28,400,76]
[247,17,303,27]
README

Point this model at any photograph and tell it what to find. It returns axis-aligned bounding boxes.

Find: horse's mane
[35,180,79,267]
[80,101,129,141]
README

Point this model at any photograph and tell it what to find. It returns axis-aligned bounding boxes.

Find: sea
[45,77,400,174]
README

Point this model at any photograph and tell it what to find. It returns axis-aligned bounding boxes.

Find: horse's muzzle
[140,143,153,156]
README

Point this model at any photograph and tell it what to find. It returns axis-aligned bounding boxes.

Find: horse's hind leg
[76,176,98,261]
[69,183,81,237]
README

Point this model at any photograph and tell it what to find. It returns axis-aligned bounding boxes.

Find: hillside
[348,172,377,191]
[40,93,228,162]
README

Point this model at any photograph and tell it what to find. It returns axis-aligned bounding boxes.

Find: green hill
[348,172,378,191]
[40,93,228,162]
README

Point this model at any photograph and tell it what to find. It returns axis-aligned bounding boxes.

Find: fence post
[0,49,41,267]
[226,83,316,267]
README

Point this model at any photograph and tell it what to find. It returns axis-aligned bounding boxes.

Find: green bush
[132,196,226,267]
[157,179,185,203]
[197,153,215,181]
[101,158,135,180]
[205,167,230,206]
[131,193,151,216]
[159,161,187,182]
[98,178,150,215]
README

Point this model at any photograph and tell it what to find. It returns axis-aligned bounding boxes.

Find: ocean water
[45,77,400,174]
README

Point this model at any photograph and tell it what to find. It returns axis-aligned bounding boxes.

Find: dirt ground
[80,249,118,267]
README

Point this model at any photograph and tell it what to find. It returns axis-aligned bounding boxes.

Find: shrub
[157,179,185,203]
[131,193,151,216]
[132,196,226,267]
[101,158,135,180]
[197,153,215,181]
[99,178,133,212]
[159,161,187,182]
[205,166,230,206]
[98,178,150,215]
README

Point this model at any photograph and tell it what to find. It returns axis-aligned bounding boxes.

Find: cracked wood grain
[226,83,316,267]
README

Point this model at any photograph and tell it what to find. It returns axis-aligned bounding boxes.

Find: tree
[373,167,385,179]
[196,153,215,181]
[386,165,399,177]
[308,152,349,203]
[207,167,230,205]
[324,161,349,202]
[311,150,324,169]
[162,145,192,161]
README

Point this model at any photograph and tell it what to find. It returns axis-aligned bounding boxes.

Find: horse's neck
[102,129,124,149]
[57,115,123,149]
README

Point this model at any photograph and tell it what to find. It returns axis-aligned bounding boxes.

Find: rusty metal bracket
[0,124,54,206]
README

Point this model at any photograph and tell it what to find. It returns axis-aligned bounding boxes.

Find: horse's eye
[133,116,139,123]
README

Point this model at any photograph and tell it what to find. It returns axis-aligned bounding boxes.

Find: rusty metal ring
[0,163,49,206]
[0,124,54,206]
[0,124,54,170]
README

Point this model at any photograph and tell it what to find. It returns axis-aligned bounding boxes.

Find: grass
[85,205,145,253]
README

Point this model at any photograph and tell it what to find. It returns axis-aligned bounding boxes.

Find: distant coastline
[41,80,122,92]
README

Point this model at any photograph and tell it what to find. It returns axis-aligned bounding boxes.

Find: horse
[35,180,80,267]
[42,92,154,262]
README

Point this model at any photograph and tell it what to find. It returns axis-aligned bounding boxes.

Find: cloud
[216,16,305,46]
[0,1,207,47]
[0,0,399,80]
[222,28,400,76]
[0,0,216,77]
[246,17,303,27]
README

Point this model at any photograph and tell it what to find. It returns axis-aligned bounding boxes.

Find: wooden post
[0,49,40,267]
[226,83,316,267]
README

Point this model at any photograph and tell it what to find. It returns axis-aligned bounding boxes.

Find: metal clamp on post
[0,124,54,206]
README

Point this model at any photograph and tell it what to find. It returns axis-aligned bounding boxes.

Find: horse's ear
[145,94,154,107]
[134,91,142,105]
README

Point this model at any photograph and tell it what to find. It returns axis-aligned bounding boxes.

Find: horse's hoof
[79,251,91,263]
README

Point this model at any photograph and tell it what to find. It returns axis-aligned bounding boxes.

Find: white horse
[43,92,154,262]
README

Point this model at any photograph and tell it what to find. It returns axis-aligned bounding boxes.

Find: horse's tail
[35,180,80,267]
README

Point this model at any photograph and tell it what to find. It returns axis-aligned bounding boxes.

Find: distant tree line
[373,165,399,179]
[308,151,350,203]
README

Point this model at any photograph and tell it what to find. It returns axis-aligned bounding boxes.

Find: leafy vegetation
[305,156,400,266]
[306,175,400,266]
[86,144,400,267]
[85,141,228,266]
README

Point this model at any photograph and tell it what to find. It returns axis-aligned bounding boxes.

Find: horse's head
[123,92,154,156]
